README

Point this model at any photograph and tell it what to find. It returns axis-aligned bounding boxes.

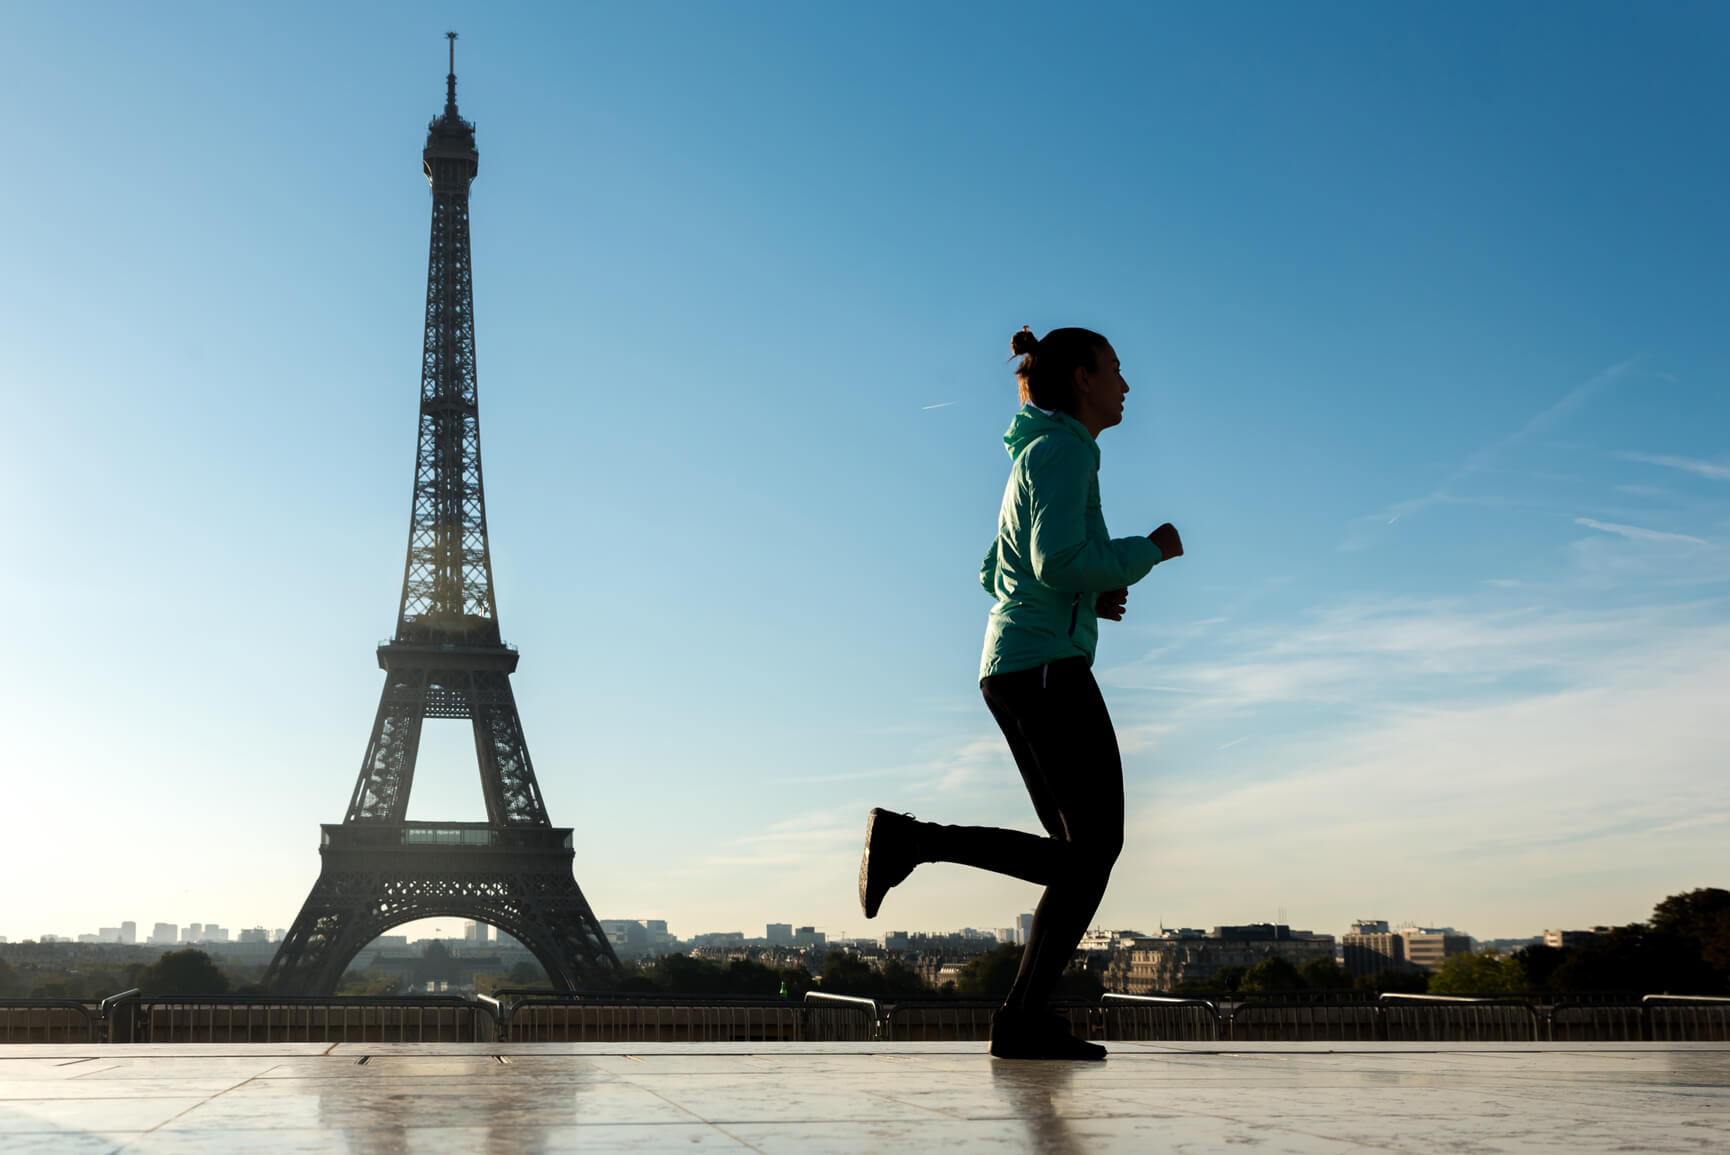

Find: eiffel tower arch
[265,35,620,994]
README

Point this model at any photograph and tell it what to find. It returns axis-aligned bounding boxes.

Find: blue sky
[2,2,1726,946]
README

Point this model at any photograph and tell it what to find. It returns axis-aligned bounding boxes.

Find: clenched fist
[1150,522,1184,560]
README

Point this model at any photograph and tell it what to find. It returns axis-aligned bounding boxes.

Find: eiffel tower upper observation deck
[264,35,620,994]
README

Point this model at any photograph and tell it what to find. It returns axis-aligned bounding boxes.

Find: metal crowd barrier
[1101,994,1222,1041]
[494,990,875,1043]
[107,994,496,1043]
[6,989,1730,1044]
[1644,995,1730,1042]
[879,999,1097,1042]
[1229,1000,1379,1041]
[1379,994,1541,1041]
[1549,1000,1645,1042]
[0,999,104,1043]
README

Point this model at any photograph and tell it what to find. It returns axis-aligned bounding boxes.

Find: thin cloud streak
[1343,359,1639,549]
[1574,517,1706,545]
[1617,452,1730,482]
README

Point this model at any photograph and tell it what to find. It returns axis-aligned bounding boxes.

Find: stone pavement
[1,1041,1725,1153]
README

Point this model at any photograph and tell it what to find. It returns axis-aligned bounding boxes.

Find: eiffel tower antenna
[266,37,620,994]
[445,31,458,115]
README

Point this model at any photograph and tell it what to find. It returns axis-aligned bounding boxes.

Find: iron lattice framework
[266,37,620,994]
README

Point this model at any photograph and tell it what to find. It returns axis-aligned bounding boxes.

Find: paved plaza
[1,1041,1725,1153]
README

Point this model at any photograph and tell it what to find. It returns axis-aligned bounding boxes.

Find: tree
[1169,964,1248,997]
[1547,924,1721,995]
[1428,949,1525,996]
[877,959,931,997]
[1651,888,1730,979]
[1298,959,1352,991]
[1511,944,1567,992]
[503,961,550,988]
[1354,967,1429,995]
[820,952,880,996]
[0,957,24,997]
[135,950,229,995]
[953,945,1023,1000]
[1239,956,1305,994]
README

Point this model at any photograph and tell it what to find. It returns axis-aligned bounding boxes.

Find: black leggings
[925,656,1124,1011]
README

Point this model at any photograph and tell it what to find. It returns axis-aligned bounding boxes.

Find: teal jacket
[979,405,1163,680]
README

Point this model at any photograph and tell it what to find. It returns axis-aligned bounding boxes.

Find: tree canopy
[135,950,229,996]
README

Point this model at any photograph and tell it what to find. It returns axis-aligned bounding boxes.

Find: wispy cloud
[1577,518,1709,546]
[1617,452,1730,482]
[1109,608,1730,937]
[1343,359,1640,549]
[1574,517,1706,545]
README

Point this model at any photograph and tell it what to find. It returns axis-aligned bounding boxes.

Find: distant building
[1477,936,1542,954]
[766,923,793,946]
[1109,925,1335,994]
[600,919,676,959]
[687,932,746,949]
[1341,921,1471,975]
[882,931,909,952]
[77,934,102,944]
[149,923,178,946]
[99,927,124,943]
[463,921,492,945]
[120,922,136,944]
[182,923,203,943]
[1016,913,1034,945]
[1343,920,1406,977]
[1397,927,1470,972]
[793,926,826,948]
[203,925,230,944]
[238,927,270,944]
[1078,928,1150,953]
[1544,927,1613,950]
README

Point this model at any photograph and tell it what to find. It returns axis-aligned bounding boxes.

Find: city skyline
[3,4,1726,945]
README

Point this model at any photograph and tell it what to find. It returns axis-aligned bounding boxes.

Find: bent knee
[1069,832,1122,877]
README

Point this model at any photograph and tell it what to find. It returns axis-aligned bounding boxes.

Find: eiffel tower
[265,35,620,994]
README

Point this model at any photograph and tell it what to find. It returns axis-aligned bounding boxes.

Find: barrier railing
[879,999,1098,1042]
[1644,995,1730,1042]
[6,989,1728,1044]
[0,1000,104,1043]
[1230,999,1378,1041]
[1549,1000,1645,1041]
[492,990,875,1043]
[1100,993,1222,1041]
[108,995,496,1043]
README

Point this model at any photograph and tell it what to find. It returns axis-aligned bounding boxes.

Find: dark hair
[1010,326,1109,414]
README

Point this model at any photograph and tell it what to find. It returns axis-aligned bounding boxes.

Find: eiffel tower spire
[265,38,620,993]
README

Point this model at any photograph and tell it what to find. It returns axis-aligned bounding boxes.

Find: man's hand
[1096,588,1128,621]
[1150,522,1184,560]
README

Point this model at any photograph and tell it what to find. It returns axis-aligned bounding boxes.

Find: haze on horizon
[2,2,1726,947]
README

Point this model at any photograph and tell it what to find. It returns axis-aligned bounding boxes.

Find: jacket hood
[1002,404,1098,464]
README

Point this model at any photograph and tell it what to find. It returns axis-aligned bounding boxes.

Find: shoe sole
[858,809,881,919]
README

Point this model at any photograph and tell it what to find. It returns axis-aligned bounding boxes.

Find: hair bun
[1010,326,1039,358]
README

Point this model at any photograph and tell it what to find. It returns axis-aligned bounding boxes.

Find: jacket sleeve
[980,540,999,596]
[1026,436,1163,592]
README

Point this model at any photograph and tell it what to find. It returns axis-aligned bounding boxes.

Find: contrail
[922,401,957,410]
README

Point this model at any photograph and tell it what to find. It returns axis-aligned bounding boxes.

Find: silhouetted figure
[859,327,1184,1060]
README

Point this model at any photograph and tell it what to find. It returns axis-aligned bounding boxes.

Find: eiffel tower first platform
[265,36,620,994]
